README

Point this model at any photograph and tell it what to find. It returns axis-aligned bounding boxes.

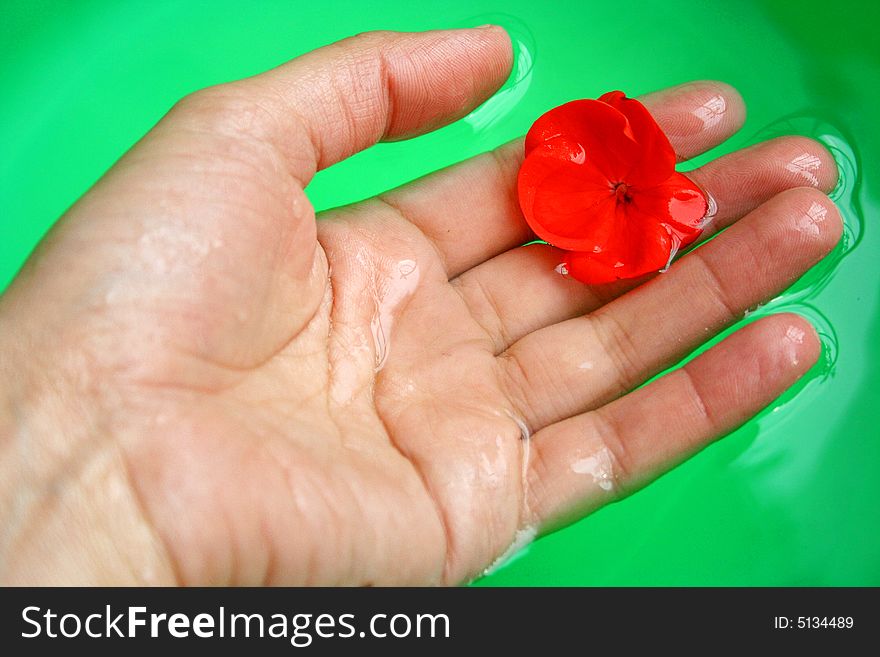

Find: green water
[1,0,878,585]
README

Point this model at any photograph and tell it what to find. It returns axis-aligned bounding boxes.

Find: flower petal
[563,251,622,284]
[520,94,703,286]
[610,205,674,275]
[518,138,619,251]
[599,91,676,186]
[524,99,640,182]
[632,171,708,234]
[564,205,673,284]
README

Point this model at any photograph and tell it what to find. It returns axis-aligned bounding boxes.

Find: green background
[2,0,877,585]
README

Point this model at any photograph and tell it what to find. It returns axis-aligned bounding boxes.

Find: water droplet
[571,448,616,492]
[701,190,719,230]
[370,259,420,372]
[482,526,538,576]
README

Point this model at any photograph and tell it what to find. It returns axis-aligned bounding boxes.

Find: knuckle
[333,31,394,76]
[170,84,281,141]
[348,29,396,47]
[523,441,551,512]
[170,86,230,122]
[497,347,543,427]
[591,313,642,396]
[690,248,741,321]
[594,412,632,497]
[470,277,511,352]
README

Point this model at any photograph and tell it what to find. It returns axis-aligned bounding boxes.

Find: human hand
[0,27,841,585]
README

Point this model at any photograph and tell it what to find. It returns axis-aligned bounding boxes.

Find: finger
[324,80,746,278]
[524,313,820,531]
[643,80,744,161]
[691,135,839,237]
[501,187,842,431]
[168,27,514,185]
[454,135,838,352]
[9,28,513,374]
[152,26,506,364]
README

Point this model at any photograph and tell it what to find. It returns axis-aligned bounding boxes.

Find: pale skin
[0,27,842,585]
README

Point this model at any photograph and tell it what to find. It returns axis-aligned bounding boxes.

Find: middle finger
[452,135,838,353]
[497,186,842,432]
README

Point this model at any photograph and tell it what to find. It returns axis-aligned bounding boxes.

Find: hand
[0,27,841,585]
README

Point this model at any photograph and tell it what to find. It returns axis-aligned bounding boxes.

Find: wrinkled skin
[0,28,841,584]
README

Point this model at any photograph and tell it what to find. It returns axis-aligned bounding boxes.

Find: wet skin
[0,27,841,584]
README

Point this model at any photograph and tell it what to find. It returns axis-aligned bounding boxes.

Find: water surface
[1,0,877,584]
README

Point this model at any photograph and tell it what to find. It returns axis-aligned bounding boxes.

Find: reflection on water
[3,0,877,586]
[464,9,872,583]
[727,115,861,434]
[460,14,536,133]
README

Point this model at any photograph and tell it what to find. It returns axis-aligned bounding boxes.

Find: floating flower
[517,91,708,284]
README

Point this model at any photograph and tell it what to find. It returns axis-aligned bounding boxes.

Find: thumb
[2,28,512,375]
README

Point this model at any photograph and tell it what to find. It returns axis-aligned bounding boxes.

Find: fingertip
[642,80,745,159]
[815,139,841,192]
[768,135,840,193]
[774,186,844,255]
[473,23,511,42]
[459,24,514,90]
[378,27,513,143]
[690,134,843,236]
[686,79,747,127]
[682,313,821,431]
[758,312,822,377]
[442,24,513,78]
[702,79,746,121]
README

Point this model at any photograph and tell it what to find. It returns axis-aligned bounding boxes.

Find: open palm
[0,27,840,585]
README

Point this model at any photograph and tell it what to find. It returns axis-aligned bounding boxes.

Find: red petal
[631,171,708,234]
[524,99,640,183]
[519,94,702,286]
[563,252,621,284]
[674,229,701,249]
[599,91,676,186]
[564,205,673,284]
[518,138,619,252]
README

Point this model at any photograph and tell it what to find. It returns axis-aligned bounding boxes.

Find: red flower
[517,91,708,284]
